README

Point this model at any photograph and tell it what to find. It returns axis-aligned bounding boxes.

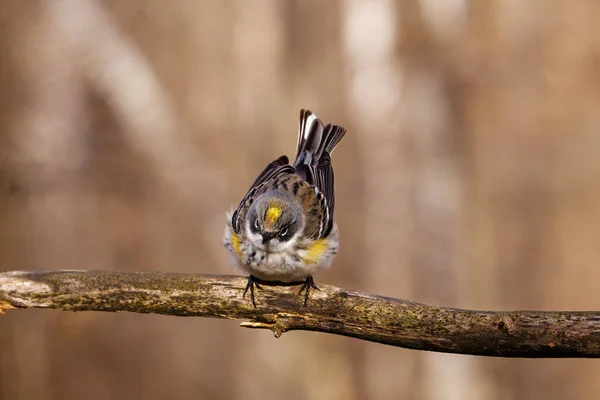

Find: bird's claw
[243,275,262,308]
[298,276,319,306]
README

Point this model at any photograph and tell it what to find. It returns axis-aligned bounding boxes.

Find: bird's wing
[314,152,335,237]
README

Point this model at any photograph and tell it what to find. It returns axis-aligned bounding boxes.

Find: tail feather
[294,109,322,168]
[293,109,346,170]
[292,109,346,238]
[318,123,346,156]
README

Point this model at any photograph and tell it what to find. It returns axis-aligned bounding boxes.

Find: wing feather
[314,152,335,237]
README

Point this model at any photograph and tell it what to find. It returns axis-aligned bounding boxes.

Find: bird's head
[247,195,302,245]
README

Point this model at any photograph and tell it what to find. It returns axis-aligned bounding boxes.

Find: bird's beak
[261,232,275,244]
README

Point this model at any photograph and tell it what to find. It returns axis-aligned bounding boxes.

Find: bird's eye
[254,219,260,230]
[279,227,288,238]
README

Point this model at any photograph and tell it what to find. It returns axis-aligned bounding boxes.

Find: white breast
[237,227,338,282]
[224,214,339,282]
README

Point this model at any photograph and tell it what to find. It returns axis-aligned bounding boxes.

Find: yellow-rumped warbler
[224,109,346,307]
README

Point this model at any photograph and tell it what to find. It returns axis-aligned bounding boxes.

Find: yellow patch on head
[265,204,283,225]
[303,238,328,264]
[231,231,243,260]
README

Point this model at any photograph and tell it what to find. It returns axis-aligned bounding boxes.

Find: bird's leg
[298,276,320,306]
[243,275,263,308]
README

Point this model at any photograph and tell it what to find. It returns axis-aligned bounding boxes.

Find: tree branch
[1,270,599,357]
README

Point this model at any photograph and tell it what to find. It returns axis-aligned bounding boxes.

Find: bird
[224,109,346,307]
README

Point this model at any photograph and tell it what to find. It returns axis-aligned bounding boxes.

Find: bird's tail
[293,109,346,176]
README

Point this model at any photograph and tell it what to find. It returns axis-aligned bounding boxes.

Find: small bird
[224,109,346,307]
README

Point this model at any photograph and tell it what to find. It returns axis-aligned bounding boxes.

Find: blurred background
[1,0,600,399]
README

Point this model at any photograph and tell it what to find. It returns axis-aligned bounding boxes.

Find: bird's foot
[243,275,263,308]
[298,276,320,306]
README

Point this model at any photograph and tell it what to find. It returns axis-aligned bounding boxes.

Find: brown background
[1,1,600,399]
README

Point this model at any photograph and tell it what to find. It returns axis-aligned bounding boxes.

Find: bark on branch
[1,270,599,358]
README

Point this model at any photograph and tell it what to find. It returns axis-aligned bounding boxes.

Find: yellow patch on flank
[265,204,283,225]
[303,238,328,264]
[231,231,243,259]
